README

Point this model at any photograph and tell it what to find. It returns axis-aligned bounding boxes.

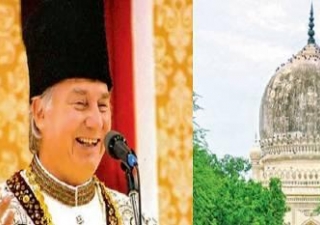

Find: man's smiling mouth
[76,137,100,146]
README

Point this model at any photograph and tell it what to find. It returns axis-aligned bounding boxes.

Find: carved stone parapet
[260,143,320,162]
[261,168,320,183]
[260,134,320,150]
[286,196,320,204]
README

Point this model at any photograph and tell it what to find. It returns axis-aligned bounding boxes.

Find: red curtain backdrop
[21,0,135,194]
[96,0,136,194]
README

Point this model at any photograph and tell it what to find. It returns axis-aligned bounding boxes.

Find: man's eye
[98,104,109,112]
[74,101,87,109]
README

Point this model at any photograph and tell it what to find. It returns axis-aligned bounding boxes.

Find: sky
[194,0,318,159]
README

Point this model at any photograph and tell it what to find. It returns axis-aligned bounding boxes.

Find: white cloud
[223,0,307,33]
[197,30,292,63]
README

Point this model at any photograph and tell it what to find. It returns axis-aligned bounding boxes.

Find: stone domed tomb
[251,5,320,225]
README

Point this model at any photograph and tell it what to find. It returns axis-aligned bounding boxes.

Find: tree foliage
[193,93,287,225]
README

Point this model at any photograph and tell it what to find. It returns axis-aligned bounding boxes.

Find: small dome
[260,44,320,145]
[250,145,261,160]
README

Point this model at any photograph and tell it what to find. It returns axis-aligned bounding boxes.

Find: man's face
[35,78,111,184]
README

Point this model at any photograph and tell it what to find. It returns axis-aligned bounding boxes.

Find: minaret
[249,133,261,180]
[308,3,316,44]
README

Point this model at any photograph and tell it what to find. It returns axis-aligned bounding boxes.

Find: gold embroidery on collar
[24,169,122,225]
[7,163,122,225]
[30,157,95,206]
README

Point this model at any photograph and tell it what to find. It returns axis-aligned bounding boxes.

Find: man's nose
[85,106,103,129]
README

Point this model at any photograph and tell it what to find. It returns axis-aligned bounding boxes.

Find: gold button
[23,195,30,203]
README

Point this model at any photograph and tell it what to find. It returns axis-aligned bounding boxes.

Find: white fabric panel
[132,0,159,221]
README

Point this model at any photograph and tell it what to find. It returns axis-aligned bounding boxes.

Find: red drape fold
[95,0,136,194]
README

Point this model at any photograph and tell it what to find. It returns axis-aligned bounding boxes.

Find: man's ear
[31,97,45,131]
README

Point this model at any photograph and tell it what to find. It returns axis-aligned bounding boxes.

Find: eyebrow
[72,88,87,95]
[72,88,110,99]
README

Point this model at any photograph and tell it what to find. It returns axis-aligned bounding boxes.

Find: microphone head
[104,130,138,168]
[104,130,127,159]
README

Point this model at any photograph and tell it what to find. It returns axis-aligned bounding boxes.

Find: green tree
[193,93,287,225]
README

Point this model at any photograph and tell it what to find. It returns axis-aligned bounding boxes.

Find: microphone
[104,130,138,169]
[105,131,142,225]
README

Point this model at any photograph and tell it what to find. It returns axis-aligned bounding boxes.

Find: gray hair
[29,87,53,154]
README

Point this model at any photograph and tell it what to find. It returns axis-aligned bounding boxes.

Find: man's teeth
[77,138,99,145]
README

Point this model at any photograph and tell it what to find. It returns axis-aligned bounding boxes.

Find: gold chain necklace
[26,167,54,225]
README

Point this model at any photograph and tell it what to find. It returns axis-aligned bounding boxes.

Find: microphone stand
[121,152,142,225]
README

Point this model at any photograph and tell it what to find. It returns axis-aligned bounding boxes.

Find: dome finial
[308,2,316,44]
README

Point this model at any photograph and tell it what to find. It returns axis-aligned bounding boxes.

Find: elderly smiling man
[0,0,156,224]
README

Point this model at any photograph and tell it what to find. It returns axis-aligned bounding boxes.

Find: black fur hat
[21,0,112,98]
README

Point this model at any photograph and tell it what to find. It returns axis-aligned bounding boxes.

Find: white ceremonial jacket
[0,170,157,225]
